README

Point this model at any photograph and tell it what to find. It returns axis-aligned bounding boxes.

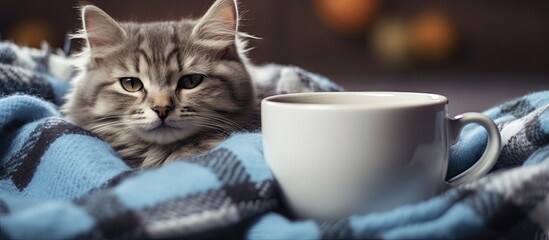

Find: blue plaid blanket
[0,42,548,239]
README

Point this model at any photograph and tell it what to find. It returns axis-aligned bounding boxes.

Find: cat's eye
[119,77,143,92]
[177,74,204,90]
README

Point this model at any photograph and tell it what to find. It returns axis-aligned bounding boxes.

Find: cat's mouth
[145,119,183,132]
[151,123,181,131]
[136,121,200,145]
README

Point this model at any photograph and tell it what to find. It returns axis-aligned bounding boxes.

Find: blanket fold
[0,42,548,239]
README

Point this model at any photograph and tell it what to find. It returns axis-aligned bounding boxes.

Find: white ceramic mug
[262,92,501,220]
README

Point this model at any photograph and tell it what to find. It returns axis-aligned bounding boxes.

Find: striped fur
[62,0,259,168]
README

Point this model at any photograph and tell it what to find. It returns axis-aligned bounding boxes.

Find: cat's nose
[152,106,172,120]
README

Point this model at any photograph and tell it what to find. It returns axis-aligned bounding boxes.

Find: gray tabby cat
[63,0,261,168]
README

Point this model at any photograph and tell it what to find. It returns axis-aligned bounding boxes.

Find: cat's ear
[81,5,126,56]
[192,0,239,47]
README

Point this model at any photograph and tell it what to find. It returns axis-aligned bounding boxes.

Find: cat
[62,0,263,168]
[62,0,339,168]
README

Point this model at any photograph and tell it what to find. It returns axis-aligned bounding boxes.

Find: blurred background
[1,0,547,114]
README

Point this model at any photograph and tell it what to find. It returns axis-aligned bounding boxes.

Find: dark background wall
[1,0,547,114]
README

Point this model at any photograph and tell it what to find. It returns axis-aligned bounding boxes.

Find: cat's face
[64,0,256,145]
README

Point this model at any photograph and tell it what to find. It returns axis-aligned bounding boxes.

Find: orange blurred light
[8,19,56,48]
[409,11,457,61]
[315,0,380,36]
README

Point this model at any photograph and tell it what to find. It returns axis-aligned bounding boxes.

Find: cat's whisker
[182,113,239,133]
[87,121,129,134]
[199,117,241,133]
[201,123,235,134]
[191,123,227,134]
[205,114,246,131]
[89,125,127,134]
[87,114,130,124]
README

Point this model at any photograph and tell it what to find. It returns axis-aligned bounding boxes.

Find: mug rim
[262,91,449,110]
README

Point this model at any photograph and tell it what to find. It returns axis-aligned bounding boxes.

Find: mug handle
[446,112,502,186]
